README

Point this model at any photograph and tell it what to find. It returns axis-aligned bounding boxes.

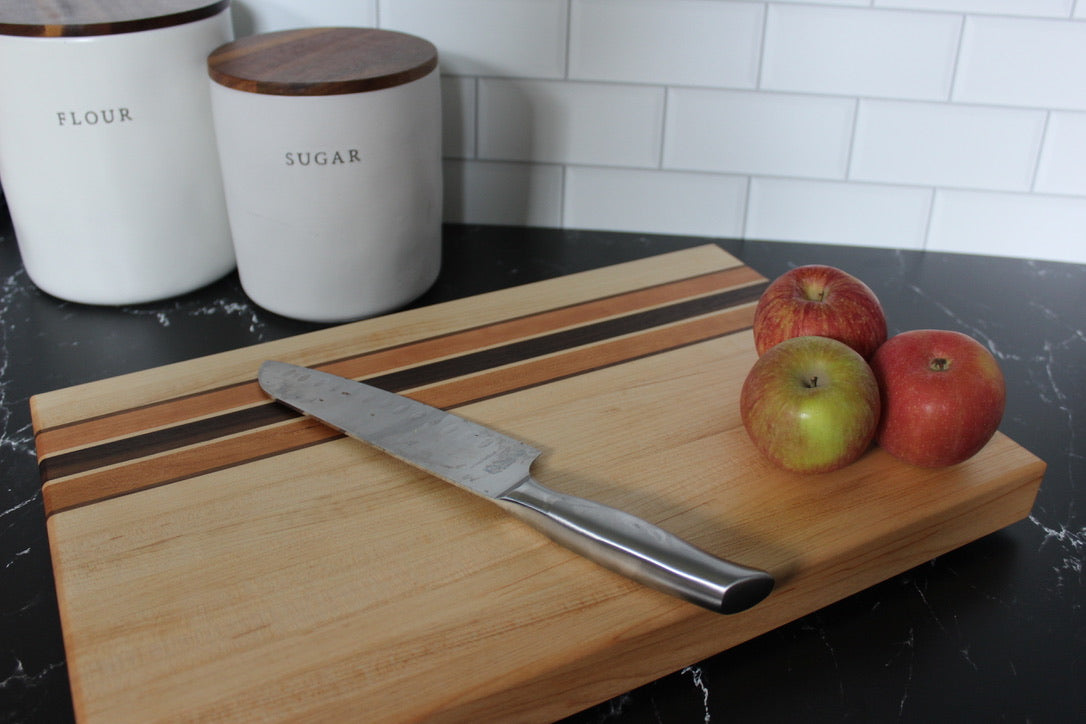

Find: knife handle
[497,476,773,614]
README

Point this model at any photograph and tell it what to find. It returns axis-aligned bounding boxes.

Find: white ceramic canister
[207,27,442,323]
[0,1,236,305]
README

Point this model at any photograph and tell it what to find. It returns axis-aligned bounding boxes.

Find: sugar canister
[207,27,442,323]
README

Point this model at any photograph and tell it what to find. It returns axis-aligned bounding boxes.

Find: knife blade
[258,360,773,614]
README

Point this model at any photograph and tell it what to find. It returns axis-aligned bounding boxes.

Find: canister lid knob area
[0,0,229,37]
[207,27,439,96]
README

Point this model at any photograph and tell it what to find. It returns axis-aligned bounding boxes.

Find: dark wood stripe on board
[39,280,764,486]
[35,266,761,455]
[41,303,760,517]
[40,265,767,516]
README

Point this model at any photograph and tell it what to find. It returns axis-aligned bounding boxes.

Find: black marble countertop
[1,216,1083,722]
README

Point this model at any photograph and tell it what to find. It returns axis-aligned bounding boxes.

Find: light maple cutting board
[32,245,1045,723]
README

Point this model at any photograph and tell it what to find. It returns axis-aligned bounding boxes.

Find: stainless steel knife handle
[497,476,773,614]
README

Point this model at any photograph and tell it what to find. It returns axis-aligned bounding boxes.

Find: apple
[753,265,887,360]
[870,329,1005,467]
[740,336,881,473]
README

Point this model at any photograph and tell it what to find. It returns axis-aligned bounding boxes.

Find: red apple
[870,329,1005,467]
[740,336,881,474]
[753,265,887,359]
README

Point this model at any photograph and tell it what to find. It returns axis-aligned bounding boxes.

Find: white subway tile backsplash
[928,190,1086,263]
[850,100,1046,191]
[874,0,1073,17]
[232,0,376,35]
[441,76,475,159]
[954,17,1086,110]
[568,0,763,88]
[1034,112,1086,195]
[664,89,855,179]
[564,167,746,237]
[443,160,563,226]
[761,5,960,101]
[746,178,931,249]
[379,0,568,78]
[235,0,1086,264]
[478,79,665,167]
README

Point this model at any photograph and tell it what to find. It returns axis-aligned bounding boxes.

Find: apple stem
[805,376,819,388]
[930,357,950,372]
[800,283,827,302]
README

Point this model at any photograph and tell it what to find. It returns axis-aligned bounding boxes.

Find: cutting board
[32,245,1045,723]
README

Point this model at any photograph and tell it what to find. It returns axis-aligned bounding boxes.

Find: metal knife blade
[258,360,774,614]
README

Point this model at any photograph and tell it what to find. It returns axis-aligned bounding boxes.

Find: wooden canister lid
[0,0,229,38]
[207,27,439,96]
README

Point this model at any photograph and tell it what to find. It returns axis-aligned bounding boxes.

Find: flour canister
[0,1,236,304]
[207,27,442,323]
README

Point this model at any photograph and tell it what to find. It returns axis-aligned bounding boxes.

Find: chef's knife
[258,361,774,614]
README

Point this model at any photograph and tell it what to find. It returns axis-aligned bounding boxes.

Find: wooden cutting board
[32,245,1045,723]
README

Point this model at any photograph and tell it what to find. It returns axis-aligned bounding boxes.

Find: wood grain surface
[208,27,439,96]
[31,246,1045,723]
[0,0,228,37]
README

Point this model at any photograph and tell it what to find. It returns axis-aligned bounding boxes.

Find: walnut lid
[208,27,439,96]
[0,0,229,38]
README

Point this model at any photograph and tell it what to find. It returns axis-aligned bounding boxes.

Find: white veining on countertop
[811,616,845,700]
[1021,310,1083,586]
[0,657,65,693]
[0,268,49,615]
[123,296,271,338]
[4,546,30,569]
[1029,515,1086,591]
[0,268,35,460]
[887,626,916,717]
[0,496,35,523]
[905,283,1015,360]
[1033,336,1081,483]
[680,666,711,723]
[905,274,1084,592]
[586,692,635,722]
[958,643,978,671]
[911,576,948,636]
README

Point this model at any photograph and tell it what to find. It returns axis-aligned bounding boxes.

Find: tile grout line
[946,13,967,102]
[739,176,753,242]
[844,98,861,181]
[1029,110,1052,194]
[473,77,481,162]
[563,0,572,81]
[657,88,669,171]
[921,188,938,253]
[755,2,770,91]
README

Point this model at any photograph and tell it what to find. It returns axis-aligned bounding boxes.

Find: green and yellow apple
[740,336,881,473]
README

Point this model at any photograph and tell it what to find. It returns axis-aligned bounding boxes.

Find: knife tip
[257,360,294,395]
